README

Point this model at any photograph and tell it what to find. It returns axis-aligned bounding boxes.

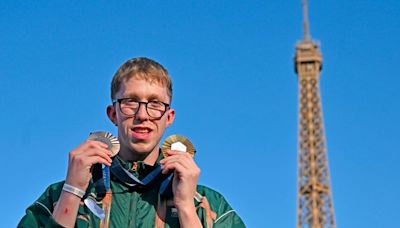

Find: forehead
[116,77,169,101]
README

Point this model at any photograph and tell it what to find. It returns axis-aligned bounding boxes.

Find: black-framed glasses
[112,98,170,119]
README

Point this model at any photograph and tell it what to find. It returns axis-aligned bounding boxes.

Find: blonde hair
[111,57,173,101]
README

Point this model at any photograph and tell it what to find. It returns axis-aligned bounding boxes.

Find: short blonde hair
[111,57,173,101]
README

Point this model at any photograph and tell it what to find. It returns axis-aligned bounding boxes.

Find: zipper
[132,161,138,172]
[128,191,134,227]
[128,162,138,227]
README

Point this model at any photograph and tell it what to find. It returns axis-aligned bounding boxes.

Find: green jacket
[18,156,245,228]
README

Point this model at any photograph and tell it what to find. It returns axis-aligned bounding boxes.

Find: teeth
[134,129,149,133]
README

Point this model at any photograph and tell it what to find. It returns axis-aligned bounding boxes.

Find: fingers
[66,140,114,190]
[160,150,200,175]
[160,150,200,208]
[164,149,185,156]
[69,140,113,166]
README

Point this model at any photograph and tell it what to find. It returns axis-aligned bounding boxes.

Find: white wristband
[62,183,85,198]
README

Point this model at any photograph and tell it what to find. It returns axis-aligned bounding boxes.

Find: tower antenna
[302,0,311,41]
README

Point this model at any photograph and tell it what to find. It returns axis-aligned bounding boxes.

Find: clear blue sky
[1,1,399,227]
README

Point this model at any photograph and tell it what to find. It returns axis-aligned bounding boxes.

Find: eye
[121,99,139,107]
[147,101,164,110]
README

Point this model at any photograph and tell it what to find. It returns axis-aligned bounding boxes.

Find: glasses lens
[147,101,166,118]
[119,99,139,116]
[118,99,167,118]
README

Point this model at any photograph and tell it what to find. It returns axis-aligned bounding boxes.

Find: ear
[107,105,118,126]
[165,108,175,128]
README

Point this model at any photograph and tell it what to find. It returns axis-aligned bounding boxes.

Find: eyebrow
[122,93,166,102]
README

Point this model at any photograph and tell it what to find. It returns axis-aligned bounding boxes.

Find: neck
[118,147,160,166]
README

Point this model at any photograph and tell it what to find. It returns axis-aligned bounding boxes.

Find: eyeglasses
[112,98,170,119]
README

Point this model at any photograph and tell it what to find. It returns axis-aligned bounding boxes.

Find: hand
[53,140,113,227]
[65,140,113,191]
[160,150,200,209]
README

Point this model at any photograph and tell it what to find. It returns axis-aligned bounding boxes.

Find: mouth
[131,126,153,140]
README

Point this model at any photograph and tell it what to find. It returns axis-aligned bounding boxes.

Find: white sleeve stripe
[35,201,52,216]
[214,209,236,223]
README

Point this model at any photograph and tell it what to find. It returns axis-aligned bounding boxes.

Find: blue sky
[1,1,400,227]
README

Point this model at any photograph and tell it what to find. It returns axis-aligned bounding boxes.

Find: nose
[134,102,149,121]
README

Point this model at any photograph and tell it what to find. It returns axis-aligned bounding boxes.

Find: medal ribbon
[85,157,174,227]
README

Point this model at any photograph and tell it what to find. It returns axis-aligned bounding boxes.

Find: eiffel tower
[294,1,336,227]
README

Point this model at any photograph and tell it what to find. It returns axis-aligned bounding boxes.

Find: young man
[18,57,245,227]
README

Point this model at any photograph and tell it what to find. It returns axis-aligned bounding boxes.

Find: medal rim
[88,131,120,157]
[161,134,196,158]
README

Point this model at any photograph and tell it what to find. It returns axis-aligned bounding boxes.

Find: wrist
[175,201,196,214]
[65,175,89,191]
[62,183,85,199]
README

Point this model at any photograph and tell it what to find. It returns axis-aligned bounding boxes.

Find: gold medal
[88,131,120,157]
[162,134,196,158]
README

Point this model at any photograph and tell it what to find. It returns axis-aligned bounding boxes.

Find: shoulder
[196,185,225,200]
[196,184,233,213]
[33,181,65,213]
[38,181,65,204]
[196,185,246,227]
[18,181,66,227]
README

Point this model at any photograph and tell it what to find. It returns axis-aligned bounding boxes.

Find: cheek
[117,117,130,133]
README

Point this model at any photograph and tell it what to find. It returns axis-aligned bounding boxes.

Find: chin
[131,142,158,155]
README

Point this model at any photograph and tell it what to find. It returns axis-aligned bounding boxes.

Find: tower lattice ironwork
[294,1,336,227]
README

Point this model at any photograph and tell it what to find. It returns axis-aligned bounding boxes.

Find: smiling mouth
[133,128,151,133]
[131,127,152,139]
